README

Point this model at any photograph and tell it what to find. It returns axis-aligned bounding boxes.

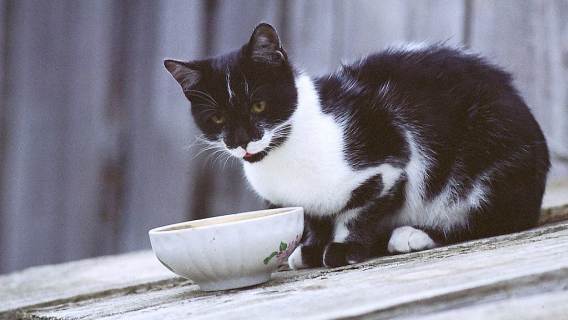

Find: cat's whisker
[185,135,214,150]
[192,147,219,160]
[269,121,292,136]
[192,148,223,160]
[202,149,227,168]
[188,93,217,106]
[192,142,226,160]
[188,90,218,104]
[222,153,235,171]
[193,138,222,149]
[195,136,224,148]
[212,150,230,166]
[187,90,219,106]
[192,104,220,115]
[240,70,250,97]
[184,140,202,151]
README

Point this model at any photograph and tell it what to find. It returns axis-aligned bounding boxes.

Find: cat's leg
[322,205,401,267]
[321,208,375,268]
[387,150,548,253]
[387,226,438,254]
[322,175,408,267]
[270,202,334,265]
[322,242,371,267]
[288,215,333,269]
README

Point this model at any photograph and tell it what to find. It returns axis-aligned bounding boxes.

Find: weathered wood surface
[6,220,568,320]
[1,187,567,320]
[540,181,568,225]
[0,251,172,315]
[2,0,568,274]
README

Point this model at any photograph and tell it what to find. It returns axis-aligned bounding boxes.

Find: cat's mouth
[225,123,291,163]
[242,150,268,163]
[224,141,270,163]
[226,131,274,163]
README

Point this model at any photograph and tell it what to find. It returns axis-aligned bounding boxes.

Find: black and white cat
[165,23,550,269]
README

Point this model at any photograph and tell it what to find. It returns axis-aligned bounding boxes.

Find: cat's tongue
[244,152,253,159]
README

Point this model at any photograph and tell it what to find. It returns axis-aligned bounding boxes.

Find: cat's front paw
[322,242,369,268]
[288,245,306,270]
[288,244,325,270]
[387,226,437,254]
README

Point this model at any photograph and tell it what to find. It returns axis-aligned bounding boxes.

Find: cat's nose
[226,127,250,149]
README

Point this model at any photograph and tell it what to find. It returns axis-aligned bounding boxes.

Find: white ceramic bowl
[149,207,303,291]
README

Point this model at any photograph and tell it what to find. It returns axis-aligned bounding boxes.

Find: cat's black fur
[165,23,550,268]
[165,25,297,163]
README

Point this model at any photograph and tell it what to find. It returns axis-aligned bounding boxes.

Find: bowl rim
[148,207,303,235]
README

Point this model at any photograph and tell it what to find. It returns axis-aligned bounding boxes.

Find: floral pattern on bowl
[263,234,302,265]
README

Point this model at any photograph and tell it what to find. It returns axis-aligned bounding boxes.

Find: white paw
[387,226,437,254]
[288,245,307,270]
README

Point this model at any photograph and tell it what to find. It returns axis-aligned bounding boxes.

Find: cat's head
[164,23,297,163]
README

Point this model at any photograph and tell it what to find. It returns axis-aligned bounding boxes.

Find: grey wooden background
[0,0,567,274]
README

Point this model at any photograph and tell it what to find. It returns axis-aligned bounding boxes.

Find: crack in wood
[338,267,568,320]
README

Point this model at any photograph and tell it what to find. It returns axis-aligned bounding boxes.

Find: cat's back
[318,44,549,227]
[326,44,548,164]
[351,44,512,91]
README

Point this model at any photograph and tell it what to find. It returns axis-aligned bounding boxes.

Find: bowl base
[198,273,271,291]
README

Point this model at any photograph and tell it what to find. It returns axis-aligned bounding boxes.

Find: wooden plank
[211,0,281,54]
[545,0,568,180]
[0,251,173,315]
[340,0,410,62]
[15,222,568,319]
[404,0,466,46]
[469,0,568,183]
[539,180,568,225]
[407,290,568,320]
[117,0,204,252]
[0,0,71,273]
[535,0,568,163]
[113,0,162,253]
[59,0,117,262]
[147,0,204,225]
[286,0,343,75]
[3,0,565,276]
[0,0,11,270]
[0,185,566,318]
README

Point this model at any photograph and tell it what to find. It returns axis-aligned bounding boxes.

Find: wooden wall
[0,0,567,274]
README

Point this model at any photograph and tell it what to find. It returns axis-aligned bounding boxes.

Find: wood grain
[1,0,71,271]
[0,190,566,319]
[405,0,466,46]
[1,0,568,276]
[9,220,568,320]
[0,251,173,315]
[469,0,568,181]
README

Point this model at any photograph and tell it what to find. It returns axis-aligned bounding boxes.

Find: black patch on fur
[300,244,325,268]
[164,24,297,157]
[323,242,369,267]
[344,174,383,210]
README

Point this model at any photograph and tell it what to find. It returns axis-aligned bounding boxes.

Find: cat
[164,23,550,269]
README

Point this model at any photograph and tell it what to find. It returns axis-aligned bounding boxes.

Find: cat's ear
[247,23,286,65]
[164,59,201,92]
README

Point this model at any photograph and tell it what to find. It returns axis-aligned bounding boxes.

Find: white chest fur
[243,74,485,233]
[243,75,383,216]
[244,72,486,231]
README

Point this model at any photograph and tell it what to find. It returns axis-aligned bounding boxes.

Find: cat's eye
[211,114,225,125]
[251,101,267,114]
